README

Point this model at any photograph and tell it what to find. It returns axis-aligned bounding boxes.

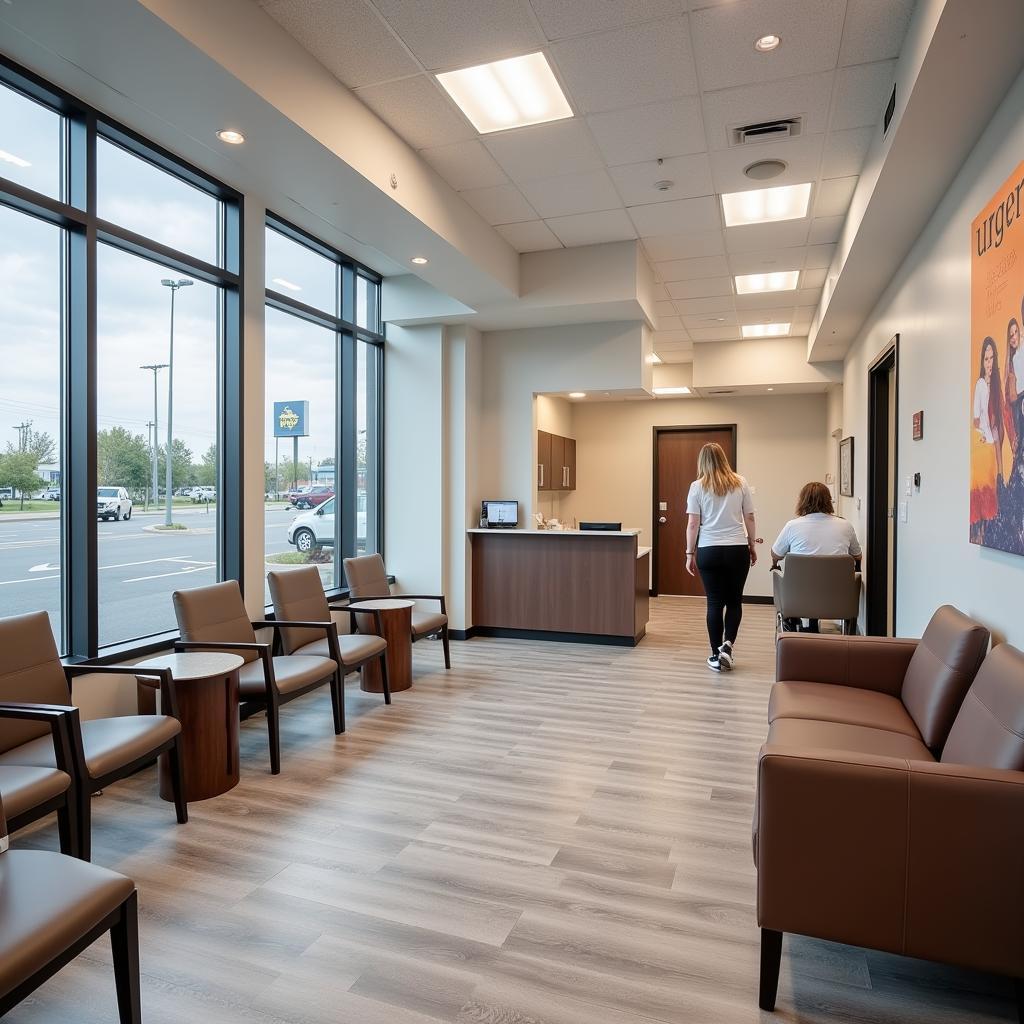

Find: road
[0,506,301,646]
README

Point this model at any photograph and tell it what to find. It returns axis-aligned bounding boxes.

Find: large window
[264,218,383,603]
[0,62,241,655]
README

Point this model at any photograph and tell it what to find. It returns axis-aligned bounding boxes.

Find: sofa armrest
[775,634,919,696]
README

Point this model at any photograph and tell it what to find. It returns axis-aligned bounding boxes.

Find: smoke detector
[653,179,674,192]
[743,159,788,181]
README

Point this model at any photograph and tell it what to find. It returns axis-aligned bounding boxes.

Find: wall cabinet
[537,430,576,491]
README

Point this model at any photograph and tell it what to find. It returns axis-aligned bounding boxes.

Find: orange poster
[970,160,1024,554]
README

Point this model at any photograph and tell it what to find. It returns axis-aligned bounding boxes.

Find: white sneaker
[718,641,734,671]
[706,655,721,672]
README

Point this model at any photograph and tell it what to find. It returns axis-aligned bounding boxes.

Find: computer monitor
[579,522,622,531]
[482,500,518,528]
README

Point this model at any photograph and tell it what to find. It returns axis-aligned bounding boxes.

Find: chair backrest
[267,567,332,655]
[774,555,860,620]
[900,605,990,752]
[941,642,1024,769]
[0,611,71,754]
[172,581,259,664]
[0,790,7,853]
[343,554,391,599]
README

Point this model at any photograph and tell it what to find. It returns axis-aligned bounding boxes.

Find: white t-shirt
[686,477,754,547]
[772,512,862,559]
[974,377,995,443]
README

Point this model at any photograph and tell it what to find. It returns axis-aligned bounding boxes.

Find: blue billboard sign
[273,401,309,438]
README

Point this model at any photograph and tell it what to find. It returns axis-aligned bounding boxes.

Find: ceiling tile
[483,120,604,181]
[496,220,563,252]
[672,292,736,313]
[815,176,858,217]
[807,215,844,245]
[421,140,507,190]
[642,230,725,262]
[609,153,713,206]
[735,290,799,311]
[655,300,677,318]
[628,195,720,236]
[701,72,833,150]
[657,314,684,331]
[794,287,823,306]
[520,169,622,218]
[371,0,543,70]
[652,282,670,300]
[690,326,741,341]
[551,17,698,114]
[652,329,692,344]
[669,276,733,299]
[801,266,828,288]
[263,0,418,89]
[724,219,810,253]
[839,0,915,66]
[683,311,737,328]
[530,0,686,41]
[657,254,730,281]
[690,0,845,92]
[355,75,476,150]
[821,126,874,178]
[738,305,796,324]
[708,133,822,194]
[459,183,539,225]
[587,97,706,166]
[804,243,836,269]
[832,60,896,131]
[545,208,637,246]
[727,246,807,275]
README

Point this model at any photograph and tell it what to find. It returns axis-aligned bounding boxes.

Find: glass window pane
[97,138,221,266]
[96,244,220,646]
[0,82,63,201]
[0,206,65,647]
[357,340,380,556]
[265,228,337,315]
[264,306,337,603]
[356,275,380,331]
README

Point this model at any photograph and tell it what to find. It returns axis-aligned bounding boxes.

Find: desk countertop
[467,527,641,537]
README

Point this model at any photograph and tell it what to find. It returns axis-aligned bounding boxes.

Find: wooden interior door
[655,427,736,596]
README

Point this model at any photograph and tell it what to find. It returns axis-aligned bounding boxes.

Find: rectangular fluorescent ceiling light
[437,52,573,134]
[742,323,791,338]
[734,271,800,294]
[653,386,691,395]
[0,149,31,168]
[721,183,812,227]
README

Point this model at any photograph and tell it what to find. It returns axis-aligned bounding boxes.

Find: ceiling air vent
[728,117,803,147]
[708,389,736,395]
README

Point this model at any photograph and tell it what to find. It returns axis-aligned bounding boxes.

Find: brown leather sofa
[754,605,1024,1016]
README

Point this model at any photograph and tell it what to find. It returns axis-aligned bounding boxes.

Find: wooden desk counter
[469,529,649,646]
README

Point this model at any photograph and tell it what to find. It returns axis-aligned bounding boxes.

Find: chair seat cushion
[0,766,71,822]
[238,655,336,698]
[293,634,386,666]
[0,716,181,781]
[0,849,134,998]
[766,716,935,761]
[412,608,447,637]
[770,681,921,738]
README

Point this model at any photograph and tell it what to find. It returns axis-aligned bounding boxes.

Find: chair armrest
[775,633,918,696]
[398,595,446,613]
[65,663,180,721]
[0,703,78,777]
[254,620,343,663]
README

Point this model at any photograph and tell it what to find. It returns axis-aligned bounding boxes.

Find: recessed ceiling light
[767,387,775,392]
[411,256,429,265]
[754,34,781,52]
[0,149,31,168]
[742,323,791,338]
[653,386,691,395]
[215,129,245,145]
[721,183,812,227]
[272,277,302,292]
[437,52,573,134]
[734,271,800,294]
[568,392,586,399]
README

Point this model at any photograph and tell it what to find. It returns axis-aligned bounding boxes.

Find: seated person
[771,481,861,632]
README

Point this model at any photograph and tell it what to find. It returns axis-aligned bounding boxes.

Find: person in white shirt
[685,443,757,672]
[771,481,861,632]
[1006,315,1022,450]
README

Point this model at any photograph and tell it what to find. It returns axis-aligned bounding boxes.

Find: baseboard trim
[449,627,477,641]
[466,626,638,648]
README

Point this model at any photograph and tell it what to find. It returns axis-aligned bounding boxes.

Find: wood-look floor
[9,599,1017,1023]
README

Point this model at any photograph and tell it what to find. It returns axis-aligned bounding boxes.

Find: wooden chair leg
[267,696,282,775]
[441,625,451,670]
[167,737,188,824]
[330,671,345,735]
[759,928,783,1011]
[57,794,80,859]
[111,890,142,1024]
[379,651,392,705]
[77,788,93,863]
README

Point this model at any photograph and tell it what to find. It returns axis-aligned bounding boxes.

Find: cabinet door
[550,434,564,490]
[564,436,576,490]
[537,430,552,491]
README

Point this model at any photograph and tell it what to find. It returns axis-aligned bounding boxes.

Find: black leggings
[696,544,750,656]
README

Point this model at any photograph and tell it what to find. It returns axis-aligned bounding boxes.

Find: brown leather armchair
[343,553,450,669]
[0,611,186,862]
[753,606,1024,1017]
[771,553,861,635]
[0,791,141,1021]
[172,579,340,774]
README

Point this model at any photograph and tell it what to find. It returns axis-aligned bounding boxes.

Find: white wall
[841,67,1024,644]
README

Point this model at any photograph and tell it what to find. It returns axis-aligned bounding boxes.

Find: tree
[264,461,278,496]
[5,424,57,465]
[193,444,217,488]
[157,439,195,491]
[0,451,44,510]
[97,427,150,494]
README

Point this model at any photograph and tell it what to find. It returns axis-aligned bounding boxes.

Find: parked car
[287,498,334,553]
[191,486,216,503]
[96,487,132,522]
[35,488,61,501]
[294,485,333,510]
[286,485,312,506]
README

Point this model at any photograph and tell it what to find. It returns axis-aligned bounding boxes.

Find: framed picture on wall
[839,436,854,497]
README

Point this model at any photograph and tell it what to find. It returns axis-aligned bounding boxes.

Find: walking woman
[684,443,757,672]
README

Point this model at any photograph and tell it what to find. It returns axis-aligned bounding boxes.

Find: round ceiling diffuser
[743,159,787,181]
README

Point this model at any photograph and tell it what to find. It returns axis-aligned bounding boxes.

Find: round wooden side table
[134,652,243,802]
[349,598,414,693]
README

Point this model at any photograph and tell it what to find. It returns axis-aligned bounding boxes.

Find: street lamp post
[160,278,192,526]
[140,364,167,513]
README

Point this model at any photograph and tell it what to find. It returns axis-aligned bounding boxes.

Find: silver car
[287,497,334,553]
[96,486,133,522]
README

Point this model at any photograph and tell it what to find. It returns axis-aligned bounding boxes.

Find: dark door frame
[651,424,738,596]
[866,335,900,636]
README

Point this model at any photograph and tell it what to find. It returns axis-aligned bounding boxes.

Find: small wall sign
[912,410,923,440]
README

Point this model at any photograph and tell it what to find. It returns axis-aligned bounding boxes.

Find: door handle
[562,466,568,487]
[659,516,667,524]
[539,464,544,487]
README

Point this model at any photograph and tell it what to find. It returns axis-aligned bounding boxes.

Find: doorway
[653,425,737,596]
[866,337,899,635]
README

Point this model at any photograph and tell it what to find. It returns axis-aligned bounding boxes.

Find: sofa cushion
[766,717,935,762]
[770,681,920,738]
[942,643,1024,769]
[901,605,989,753]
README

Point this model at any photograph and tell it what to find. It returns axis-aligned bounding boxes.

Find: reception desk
[469,528,649,646]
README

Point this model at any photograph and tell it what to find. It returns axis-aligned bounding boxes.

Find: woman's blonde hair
[697,442,742,496]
